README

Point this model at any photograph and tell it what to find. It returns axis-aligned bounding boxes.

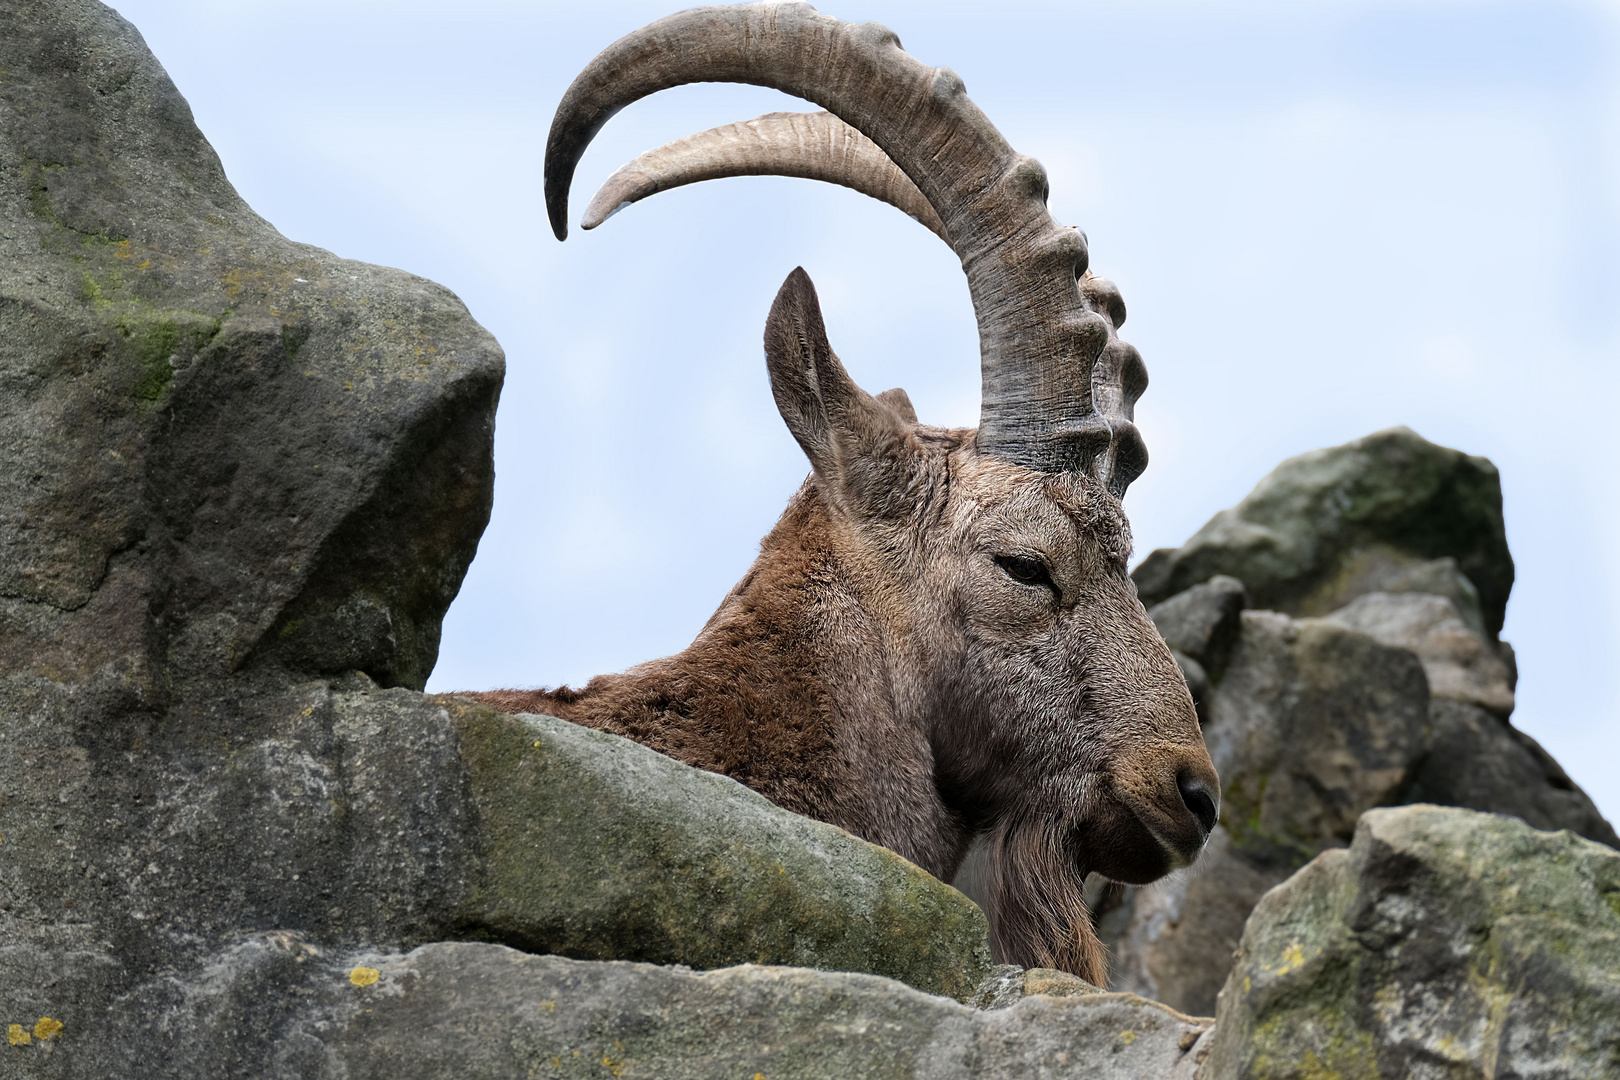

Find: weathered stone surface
[1149,574,1248,677]
[968,964,1104,1009]
[1104,603,1616,1016]
[1202,805,1620,1079]
[1321,591,1515,715]
[0,0,503,694]
[1406,699,1620,848]
[1133,428,1514,635]
[1104,826,1287,1017]
[39,938,1208,1079]
[0,0,508,1067]
[447,702,993,996]
[1205,612,1431,863]
[1,671,992,1066]
[1112,425,1615,1018]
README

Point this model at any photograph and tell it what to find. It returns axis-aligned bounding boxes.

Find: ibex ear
[764,268,923,518]
[875,387,919,423]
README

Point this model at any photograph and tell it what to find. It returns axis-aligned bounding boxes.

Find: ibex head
[535,2,1219,981]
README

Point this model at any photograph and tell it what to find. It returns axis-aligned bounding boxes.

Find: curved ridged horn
[583,111,948,241]
[545,2,1148,494]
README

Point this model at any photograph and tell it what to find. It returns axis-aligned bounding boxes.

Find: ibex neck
[527,487,969,878]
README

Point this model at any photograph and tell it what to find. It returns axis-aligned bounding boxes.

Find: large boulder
[1107,430,1615,1018]
[1202,805,1620,1079]
[1405,699,1619,847]
[29,938,1209,1079]
[0,0,502,694]
[1106,606,1617,1015]
[1133,428,1515,636]
[445,702,992,992]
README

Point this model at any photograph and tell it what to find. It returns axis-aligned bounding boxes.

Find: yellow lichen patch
[602,1054,625,1076]
[1276,941,1307,977]
[1119,1030,1136,1045]
[349,966,380,987]
[33,1017,62,1041]
[8,1024,29,1045]
[114,240,133,259]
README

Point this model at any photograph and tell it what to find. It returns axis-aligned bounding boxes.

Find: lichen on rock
[1203,805,1620,1079]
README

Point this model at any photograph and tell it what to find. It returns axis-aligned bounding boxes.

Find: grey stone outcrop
[1103,609,1435,1015]
[1132,427,1515,635]
[51,941,1208,1079]
[1104,428,1616,1018]
[1321,589,1514,715]
[1203,805,1620,1079]
[1148,574,1248,678]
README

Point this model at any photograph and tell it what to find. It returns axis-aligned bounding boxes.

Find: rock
[1111,429,1615,1019]
[1205,612,1431,863]
[446,700,993,997]
[1132,428,1514,636]
[65,938,1211,1079]
[1321,591,1515,715]
[1203,805,1620,1079]
[1149,573,1247,725]
[1149,574,1248,677]
[0,0,503,694]
[1406,700,1620,848]
[2,664,993,1038]
[0,0,508,1066]
[1372,554,1489,635]
[968,964,1104,1010]
[1104,606,1615,1018]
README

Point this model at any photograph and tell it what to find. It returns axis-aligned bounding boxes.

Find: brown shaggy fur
[464,270,1218,983]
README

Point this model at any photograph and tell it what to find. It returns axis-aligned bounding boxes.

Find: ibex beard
[465,4,1220,984]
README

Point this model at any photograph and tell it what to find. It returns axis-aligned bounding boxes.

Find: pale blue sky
[113,0,1620,821]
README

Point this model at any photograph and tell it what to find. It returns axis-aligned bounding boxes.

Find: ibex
[468,3,1218,983]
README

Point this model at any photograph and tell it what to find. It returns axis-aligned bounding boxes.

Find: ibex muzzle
[468,3,1218,983]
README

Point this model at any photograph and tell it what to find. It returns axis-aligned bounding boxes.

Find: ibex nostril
[1178,773,1219,841]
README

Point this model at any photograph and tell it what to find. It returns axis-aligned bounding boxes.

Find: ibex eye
[995,554,1053,590]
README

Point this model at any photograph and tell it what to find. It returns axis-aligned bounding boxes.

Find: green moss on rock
[445,700,995,1000]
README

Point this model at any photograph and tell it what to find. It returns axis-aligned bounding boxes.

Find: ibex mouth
[1082,762,1220,884]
